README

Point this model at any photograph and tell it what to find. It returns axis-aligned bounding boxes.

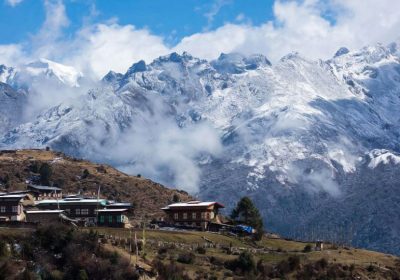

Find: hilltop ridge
[0,149,192,218]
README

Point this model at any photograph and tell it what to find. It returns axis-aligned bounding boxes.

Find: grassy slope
[90,227,399,279]
[0,149,192,217]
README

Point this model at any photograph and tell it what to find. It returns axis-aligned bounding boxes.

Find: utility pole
[129,228,132,264]
[96,186,101,226]
[135,231,138,265]
[142,216,146,256]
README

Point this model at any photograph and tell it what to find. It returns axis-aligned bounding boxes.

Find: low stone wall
[98,233,288,255]
[0,221,37,229]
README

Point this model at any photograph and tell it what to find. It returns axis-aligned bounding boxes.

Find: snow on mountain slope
[0,82,26,134]
[368,149,400,168]
[12,58,83,88]
[2,43,400,254]
[0,64,16,84]
[2,59,88,122]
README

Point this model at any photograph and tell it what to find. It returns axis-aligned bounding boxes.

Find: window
[206,212,210,219]
[81,209,89,215]
[192,212,197,219]
[75,209,81,215]
[12,206,18,213]
[183,213,187,220]
[100,216,104,223]
[109,216,113,223]
[201,212,206,219]
[174,213,179,220]
[117,215,122,223]
[0,206,5,213]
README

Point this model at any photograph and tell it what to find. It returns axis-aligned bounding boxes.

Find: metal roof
[107,202,132,207]
[162,201,225,210]
[26,210,64,214]
[0,194,27,199]
[28,185,62,191]
[36,198,107,206]
[96,208,128,213]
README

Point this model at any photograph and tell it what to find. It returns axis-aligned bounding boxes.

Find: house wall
[26,213,61,224]
[98,213,128,228]
[0,200,25,221]
[165,207,221,230]
[37,203,101,224]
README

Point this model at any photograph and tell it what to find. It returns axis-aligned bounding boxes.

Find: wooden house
[27,185,62,200]
[161,201,224,230]
[35,197,107,225]
[0,194,35,221]
[25,209,64,224]
[96,209,129,228]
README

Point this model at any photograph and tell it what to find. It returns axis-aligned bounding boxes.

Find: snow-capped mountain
[12,58,83,88]
[0,59,87,124]
[1,43,400,254]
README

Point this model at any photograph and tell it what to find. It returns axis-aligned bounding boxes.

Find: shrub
[367,264,375,272]
[78,269,89,280]
[158,247,168,255]
[196,247,206,254]
[225,251,255,275]
[276,259,291,275]
[303,244,312,253]
[39,163,52,185]
[209,256,224,266]
[29,161,40,173]
[0,260,17,279]
[172,193,180,203]
[152,259,190,280]
[315,258,328,270]
[177,252,195,264]
[82,169,90,179]
[256,260,275,278]
[49,270,64,280]
[288,255,301,271]
[0,240,8,258]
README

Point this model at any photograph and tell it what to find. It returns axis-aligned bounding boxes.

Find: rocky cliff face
[1,43,400,254]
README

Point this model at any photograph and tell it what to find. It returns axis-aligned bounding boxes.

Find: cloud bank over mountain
[2,0,400,78]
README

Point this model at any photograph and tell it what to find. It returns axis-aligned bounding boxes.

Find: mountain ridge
[1,42,400,254]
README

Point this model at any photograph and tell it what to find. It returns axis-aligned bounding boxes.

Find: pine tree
[39,163,52,185]
[231,197,264,240]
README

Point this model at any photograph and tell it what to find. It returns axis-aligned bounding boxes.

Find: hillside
[1,226,399,280]
[0,149,192,218]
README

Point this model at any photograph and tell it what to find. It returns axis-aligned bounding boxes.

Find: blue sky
[0,0,399,78]
[0,0,274,45]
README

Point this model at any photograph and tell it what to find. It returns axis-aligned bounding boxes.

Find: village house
[161,201,224,230]
[35,197,133,226]
[96,208,130,228]
[0,193,35,221]
[25,209,65,224]
[27,185,62,200]
[35,197,108,225]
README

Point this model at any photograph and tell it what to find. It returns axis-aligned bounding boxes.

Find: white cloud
[31,0,70,59]
[64,23,170,78]
[5,0,23,7]
[0,44,26,65]
[2,0,400,78]
[235,13,245,22]
[203,0,233,30]
[176,0,400,62]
